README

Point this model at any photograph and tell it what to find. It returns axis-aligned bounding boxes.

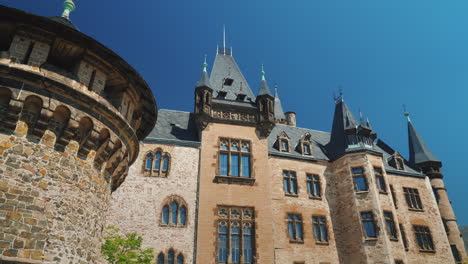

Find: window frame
[216,206,255,264]
[287,213,304,243]
[306,174,321,199]
[399,224,409,251]
[283,170,298,196]
[413,225,435,253]
[312,215,329,244]
[403,187,424,211]
[160,196,188,227]
[352,167,369,193]
[143,149,171,177]
[374,167,387,193]
[360,211,378,239]
[217,138,252,178]
[383,211,398,241]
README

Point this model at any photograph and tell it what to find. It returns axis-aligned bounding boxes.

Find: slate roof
[376,139,423,177]
[145,110,199,143]
[49,16,77,30]
[325,100,359,159]
[274,88,286,120]
[258,79,273,97]
[210,54,255,102]
[268,124,331,161]
[196,70,212,88]
[407,120,440,165]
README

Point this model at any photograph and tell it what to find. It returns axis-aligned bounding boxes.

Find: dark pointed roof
[209,53,255,102]
[196,70,211,88]
[274,87,286,120]
[325,100,359,159]
[407,119,440,165]
[258,80,272,97]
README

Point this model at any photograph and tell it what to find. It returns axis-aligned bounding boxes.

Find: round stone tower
[0,3,157,263]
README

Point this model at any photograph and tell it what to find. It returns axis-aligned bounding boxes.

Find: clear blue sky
[5,0,467,225]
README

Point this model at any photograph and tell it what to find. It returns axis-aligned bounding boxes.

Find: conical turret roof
[407,118,440,166]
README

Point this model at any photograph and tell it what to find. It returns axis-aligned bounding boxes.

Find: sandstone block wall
[107,142,199,264]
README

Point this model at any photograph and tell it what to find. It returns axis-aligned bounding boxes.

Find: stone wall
[0,131,111,264]
[269,156,339,264]
[106,142,199,264]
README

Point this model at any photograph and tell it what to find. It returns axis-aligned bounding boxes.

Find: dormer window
[280,139,289,152]
[236,94,246,101]
[217,91,227,99]
[303,143,311,155]
[389,152,405,171]
[223,78,234,86]
[298,133,312,156]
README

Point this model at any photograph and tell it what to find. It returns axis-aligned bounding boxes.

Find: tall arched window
[143,149,170,177]
[179,206,187,226]
[162,205,169,224]
[171,202,178,225]
[177,254,184,264]
[145,153,153,170]
[157,253,165,264]
[160,196,188,227]
[168,249,175,264]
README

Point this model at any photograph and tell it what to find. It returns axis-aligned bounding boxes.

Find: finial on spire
[61,0,76,20]
[403,104,411,122]
[333,86,344,104]
[274,83,278,94]
[203,54,208,73]
[261,64,266,81]
[223,25,226,51]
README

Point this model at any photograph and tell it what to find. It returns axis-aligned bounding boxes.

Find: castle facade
[0,2,466,264]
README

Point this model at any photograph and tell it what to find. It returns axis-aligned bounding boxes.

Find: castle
[0,2,466,264]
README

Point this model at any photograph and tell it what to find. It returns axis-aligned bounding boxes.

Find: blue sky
[5,0,468,225]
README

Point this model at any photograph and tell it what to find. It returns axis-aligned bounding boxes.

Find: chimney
[285,111,296,127]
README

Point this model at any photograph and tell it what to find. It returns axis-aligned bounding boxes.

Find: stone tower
[406,114,467,263]
[0,3,157,263]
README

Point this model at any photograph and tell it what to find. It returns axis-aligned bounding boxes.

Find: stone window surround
[351,167,369,193]
[297,133,313,156]
[306,173,322,200]
[412,225,436,253]
[283,170,299,197]
[156,248,185,264]
[286,213,304,244]
[383,211,398,241]
[389,152,405,171]
[159,195,188,228]
[214,137,254,186]
[143,148,171,177]
[216,206,255,264]
[360,211,378,240]
[399,223,409,251]
[373,167,388,194]
[312,215,329,245]
[403,187,424,212]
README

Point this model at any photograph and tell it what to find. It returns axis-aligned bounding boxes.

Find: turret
[406,112,467,262]
[255,66,275,136]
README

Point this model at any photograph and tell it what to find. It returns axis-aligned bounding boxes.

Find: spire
[406,113,440,166]
[258,65,273,97]
[196,55,212,88]
[326,100,360,159]
[359,111,366,127]
[217,25,232,55]
[366,117,373,130]
[273,84,286,120]
[61,0,76,20]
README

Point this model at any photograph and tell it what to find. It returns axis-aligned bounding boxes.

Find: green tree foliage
[101,226,154,264]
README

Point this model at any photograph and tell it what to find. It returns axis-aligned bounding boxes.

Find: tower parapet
[0,4,157,263]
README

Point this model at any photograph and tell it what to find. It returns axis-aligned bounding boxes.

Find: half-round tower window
[168,249,175,264]
[177,254,184,264]
[21,95,42,133]
[0,88,12,111]
[162,205,169,224]
[157,253,165,264]
[145,153,153,170]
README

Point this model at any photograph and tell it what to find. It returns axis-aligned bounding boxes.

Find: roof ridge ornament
[203,54,208,73]
[217,25,232,56]
[333,87,343,104]
[61,0,76,20]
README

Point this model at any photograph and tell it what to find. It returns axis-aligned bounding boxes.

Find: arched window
[171,202,178,225]
[21,95,42,133]
[49,105,71,138]
[0,88,12,112]
[145,153,153,170]
[154,152,162,171]
[157,253,165,264]
[162,205,169,224]
[161,196,188,227]
[179,206,187,226]
[177,254,184,264]
[168,249,175,264]
[144,149,171,177]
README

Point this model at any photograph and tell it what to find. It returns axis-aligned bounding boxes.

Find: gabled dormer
[274,131,291,152]
[296,133,312,156]
[388,152,405,170]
